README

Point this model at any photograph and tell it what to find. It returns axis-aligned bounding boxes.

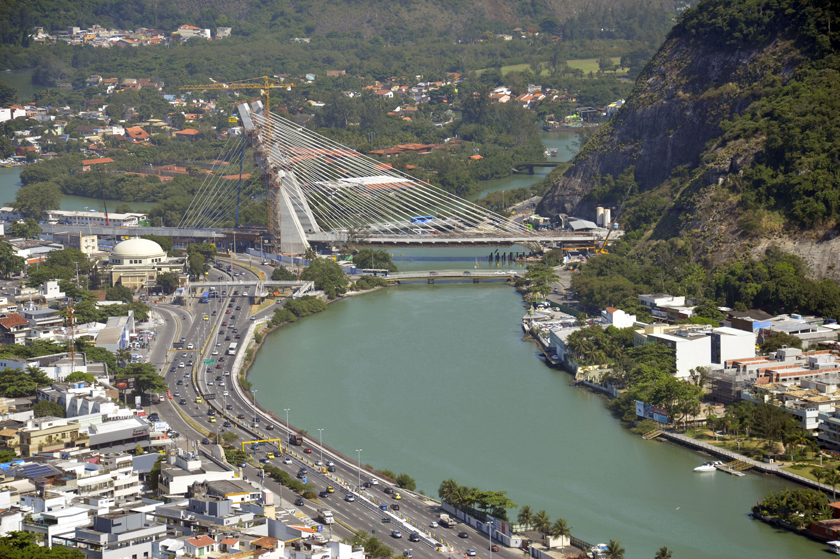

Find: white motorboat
[828,541,840,555]
[694,461,724,472]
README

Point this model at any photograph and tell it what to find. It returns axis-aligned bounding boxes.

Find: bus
[227,343,238,355]
[200,291,209,303]
[360,269,390,277]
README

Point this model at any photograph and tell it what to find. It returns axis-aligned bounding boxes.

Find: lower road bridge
[385,270,519,284]
[513,162,562,174]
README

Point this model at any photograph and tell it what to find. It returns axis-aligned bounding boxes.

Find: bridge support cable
[177,135,235,228]
[236,100,539,253]
[179,135,248,228]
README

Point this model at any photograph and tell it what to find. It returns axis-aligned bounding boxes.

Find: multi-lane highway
[147,254,517,559]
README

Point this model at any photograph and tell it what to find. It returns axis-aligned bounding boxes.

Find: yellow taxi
[209,416,216,423]
[394,493,402,500]
[266,452,275,459]
[326,485,335,493]
[196,397,204,404]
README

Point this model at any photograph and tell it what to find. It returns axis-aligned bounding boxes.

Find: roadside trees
[517,506,533,531]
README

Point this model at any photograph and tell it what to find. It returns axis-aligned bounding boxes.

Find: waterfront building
[600,307,636,328]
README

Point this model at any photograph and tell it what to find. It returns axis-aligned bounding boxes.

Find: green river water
[0,104,823,557]
[248,287,822,559]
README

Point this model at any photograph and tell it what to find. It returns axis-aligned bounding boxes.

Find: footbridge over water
[386,270,520,283]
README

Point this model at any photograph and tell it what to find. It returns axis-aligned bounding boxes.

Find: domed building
[102,238,186,289]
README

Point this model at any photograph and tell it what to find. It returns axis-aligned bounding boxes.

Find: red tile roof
[186,535,216,547]
[125,127,150,140]
[81,157,114,166]
[175,129,200,136]
[0,314,29,329]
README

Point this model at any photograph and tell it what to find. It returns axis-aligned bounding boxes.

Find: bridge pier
[428,279,434,284]
[528,166,534,175]
[473,278,479,283]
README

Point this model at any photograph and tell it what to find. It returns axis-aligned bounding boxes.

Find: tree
[0,239,25,277]
[654,547,673,559]
[300,258,349,299]
[439,478,458,502]
[812,467,827,487]
[760,332,803,353]
[271,267,297,281]
[12,181,62,220]
[550,518,571,542]
[222,432,239,446]
[115,348,132,368]
[106,284,134,303]
[532,510,551,537]
[32,400,65,418]
[9,218,43,239]
[0,80,18,106]
[156,271,181,294]
[65,371,95,384]
[395,473,416,491]
[517,506,533,531]
[115,203,133,214]
[605,540,625,559]
[148,456,164,491]
[122,363,167,394]
[826,469,840,500]
[343,530,394,559]
[189,252,205,278]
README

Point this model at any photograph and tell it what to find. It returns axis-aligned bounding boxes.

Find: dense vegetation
[754,488,830,528]
[438,478,516,521]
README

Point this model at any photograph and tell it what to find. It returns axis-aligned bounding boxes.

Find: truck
[289,433,304,445]
[439,514,455,528]
[318,509,334,525]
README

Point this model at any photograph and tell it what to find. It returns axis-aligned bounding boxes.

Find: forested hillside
[0,0,675,44]
[537,0,840,279]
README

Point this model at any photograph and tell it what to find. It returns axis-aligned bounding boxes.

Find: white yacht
[694,461,724,472]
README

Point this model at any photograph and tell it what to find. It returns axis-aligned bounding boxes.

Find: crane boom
[179,75,294,120]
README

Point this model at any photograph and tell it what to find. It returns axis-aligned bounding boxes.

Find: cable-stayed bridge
[177,100,589,254]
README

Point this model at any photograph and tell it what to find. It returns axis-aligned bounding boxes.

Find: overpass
[385,269,519,283]
[189,280,314,298]
[513,161,562,174]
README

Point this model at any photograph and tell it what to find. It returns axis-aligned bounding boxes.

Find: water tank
[596,207,604,226]
[603,209,611,226]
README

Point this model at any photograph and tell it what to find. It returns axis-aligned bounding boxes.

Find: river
[248,285,822,559]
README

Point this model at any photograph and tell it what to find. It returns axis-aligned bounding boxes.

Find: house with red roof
[184,535,217,556]
[124,127,150,142]
[80,157,114,171]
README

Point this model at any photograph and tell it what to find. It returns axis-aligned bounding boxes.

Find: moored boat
[694,461,724,472]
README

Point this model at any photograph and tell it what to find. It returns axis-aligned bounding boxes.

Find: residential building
[157,450,237,496]
[188,479,262,504]
[61,510,167,559]
[601,307,636,329]
[759,314,838,348]
[634,324,711,378]
[17,416,82,456]
[155,495,255,528]
[20,307,64,329]
[176,25,210,40]
[710,326,756,364]
[0,313,31,345]
[638,293,686,310]
[21,498,90,547]
[53,232,99,256]
[727,309,774,333]
[216,27,232,38]
[39,280,66,301]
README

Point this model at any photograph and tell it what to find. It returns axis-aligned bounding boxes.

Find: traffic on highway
[146,254,514,559]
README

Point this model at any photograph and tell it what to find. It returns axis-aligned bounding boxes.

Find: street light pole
[317,428,324,463]
[356,448,362,493]
[251,389,257,427]
[284,408,290,438]
[487,517,493,559]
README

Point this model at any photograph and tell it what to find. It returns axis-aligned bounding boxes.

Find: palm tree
[532,510,551,538]
[438,479,458,503]
[811,467,827,487]
[605,539,625,559]
[517,506,533,531]
[550,518,571,546]
[115,348,132,368]
[825,469,840,500]
[654,547,672,559]
[451,485,473,509]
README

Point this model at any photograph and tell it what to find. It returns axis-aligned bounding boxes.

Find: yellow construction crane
[179,75,295,121]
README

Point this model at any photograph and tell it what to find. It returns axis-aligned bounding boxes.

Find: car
[207,381,214,386]
[176,379,183,385]
[228,303,234,308]
[430,522,439,528]
[266,452,275,459]
[209,416,216,423]
[394,493,402,500]
[467,550,476,557]
[222,322,228,327]
[230,315,236,320]
[409,533,420,542]
[363,481,373,488]
[345,494,355,502]
[403,551,412,558]
[266,424,274,430]
[369,479,379,485]
[315,459,323,467]
[491,545,500,552]
[219,381,225,387]
[494,270,506,275]
[227,404,234,410]
[237,413,246,419]
[178,362,185,368]
[187,360,194,366]
[187,343,194,349]
[253,416,260,423]
[223,421,231,427]
[283,456,292,464]
[319,490,330,498]
[226,309,231,314]
[235,306,241,310]
[232,328,238,333]
[250,316,256,321]
[239,462,248,468]
[384,487,394,495]
[173,391,181,397]
[463,271,472,275]
[211,350,219,356]
[294,497,304,506]
[185,372,191,377]
[260,457,270,464]
[216,375,223,381]
[326,485,335,493]
[225,370,231,376]
[216,342,222,347]
[179,398,187,405]
[391,531,402,539]
[299,467,309,475]
[303,448,312,454]
[169,366,176,372]
[327,465,336,472]
[216,364,222,369]
[218,357,225,362]
[390,504,400,511]
[429,271,439,275]
[458,532,469,539]
[225,336,231,341]
[326,460,334,467]
[180,337,186,342]
[212,310,217,316]
[182,352,188,358]
[222,291,227,295]
[235,334,241,339]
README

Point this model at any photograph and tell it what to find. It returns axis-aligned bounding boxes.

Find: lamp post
[371,518,391,535]
[284,408,290,439]
[317,428,324,463]
[356,449,362,493]
[251,389,258,427]
[487,517,493,559]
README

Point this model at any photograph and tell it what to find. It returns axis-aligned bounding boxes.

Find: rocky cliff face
[537,31,799,220]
